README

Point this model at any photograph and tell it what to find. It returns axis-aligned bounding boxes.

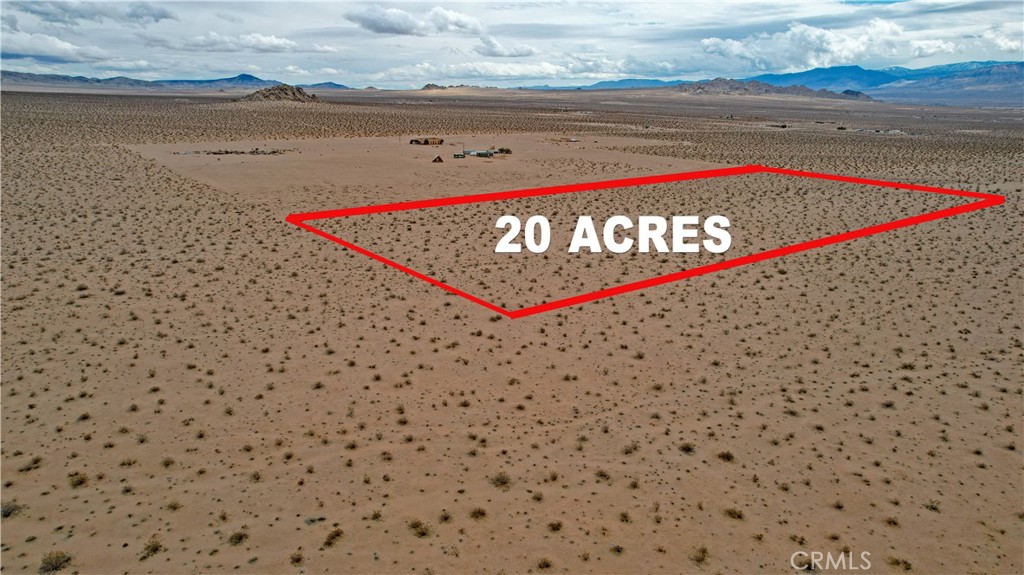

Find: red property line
[286,165,1005,319]
[287,218,510,316]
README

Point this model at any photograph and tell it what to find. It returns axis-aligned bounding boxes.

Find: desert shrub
[408,519,431,538]
[39,551,72,574]
[2,501,24,518]
[489,471,512,490]
[323,528,344,548]
[140,537,164,560]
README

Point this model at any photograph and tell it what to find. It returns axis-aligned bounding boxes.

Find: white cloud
[95,59,161,72]
[474,35,537,58]
[9,1,175,27]
[145,31,299,53]
[374,60,569,81]
[426,7,484,35]
[284,64,311,76]
[345,6,429,36]
[909,39,956,58]
[311,43,342,53]
[345,5,483,36]
[1,30,107,62]
[372,51,706,84]
[983,29,1022,53]
[701,19,961,71]
[237,33,298,52]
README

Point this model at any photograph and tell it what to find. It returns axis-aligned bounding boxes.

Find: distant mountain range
[523,61,1021,107]
[880,61,1016,80]
[301,81,352,90]
[674,78,870,100]
[0,72,352,92]
[746,66,898,92]
[2,61,1020,107]
[745,61,1022,107]
[861,63,1023,107]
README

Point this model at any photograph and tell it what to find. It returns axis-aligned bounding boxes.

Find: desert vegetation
[0,89,1020,573]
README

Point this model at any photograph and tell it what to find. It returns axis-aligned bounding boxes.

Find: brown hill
[239,84,319,102]
[677,78,871,100]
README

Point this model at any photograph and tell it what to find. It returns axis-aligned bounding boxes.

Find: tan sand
[1,90,1021,574]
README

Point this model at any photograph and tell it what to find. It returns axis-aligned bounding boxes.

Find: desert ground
[1,88,1021,574]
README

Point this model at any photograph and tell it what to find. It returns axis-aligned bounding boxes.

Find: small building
[453,153,465,159]
[432,155,444,163]
[410,137,444,145]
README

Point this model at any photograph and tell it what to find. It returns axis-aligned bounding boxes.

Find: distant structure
[410,137,444,145]
[432,155,444,163]
[461,147,510,157]
[238,84,319,102]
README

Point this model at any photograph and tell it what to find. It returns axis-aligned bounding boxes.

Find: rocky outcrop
[239,84,319,102]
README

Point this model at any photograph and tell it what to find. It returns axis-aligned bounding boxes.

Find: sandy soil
[1,90,1021,574]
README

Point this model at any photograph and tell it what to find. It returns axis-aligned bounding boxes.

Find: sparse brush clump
[323,528,344,548]
[724,508,745,520]
[408,519,431,538]
[67,472,87,488]
[140,537,165,560]
[2,501,24,518]
[38,551,72,574]
[489,471,512,490]
[470,507,487,519]
[887,556,912,571]
[691,545,709,565]
[228,530,249,546]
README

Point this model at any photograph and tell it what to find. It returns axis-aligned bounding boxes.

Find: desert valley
[1,85,1021,574]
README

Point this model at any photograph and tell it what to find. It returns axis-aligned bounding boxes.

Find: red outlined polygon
[285,165,1004,319]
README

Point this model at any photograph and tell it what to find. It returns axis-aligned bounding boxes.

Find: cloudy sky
[1,1,1021,87]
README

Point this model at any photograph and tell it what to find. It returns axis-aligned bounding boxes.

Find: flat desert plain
[1,89,1021,574]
